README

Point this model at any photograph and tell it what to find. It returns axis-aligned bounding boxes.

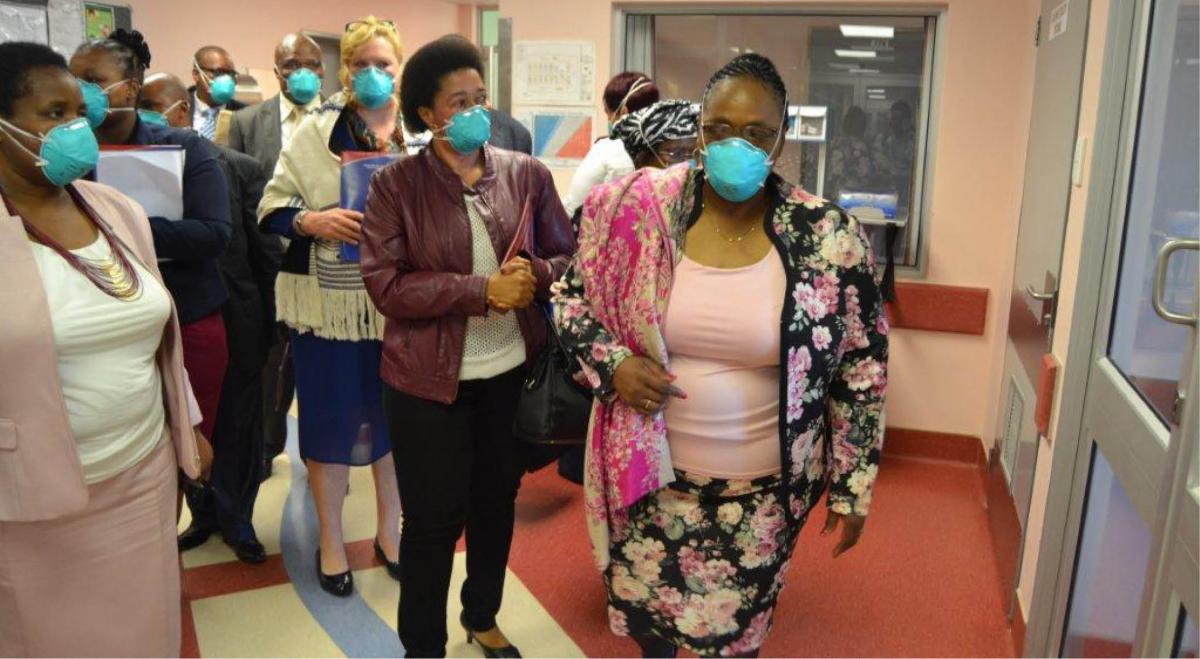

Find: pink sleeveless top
[663,251,786,479]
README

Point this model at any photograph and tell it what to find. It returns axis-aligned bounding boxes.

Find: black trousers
[186,318,266,541]
[384,367,526,658]
[261,323,294,462]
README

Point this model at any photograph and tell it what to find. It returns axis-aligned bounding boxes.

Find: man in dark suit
[489,108,532,154]
[143,74,281,563]
[189,45,247,141]
[228,33,325,176]
[228,33,325,477]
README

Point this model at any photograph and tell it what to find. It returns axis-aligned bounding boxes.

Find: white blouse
[562,137,635,217]
[31,233,173,484]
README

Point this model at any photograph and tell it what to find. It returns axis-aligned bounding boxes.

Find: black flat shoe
[461,613,522,658]
[226,537,267,564]
[177,522,216,552]
[315,550,353,597]
[373,539,401,582]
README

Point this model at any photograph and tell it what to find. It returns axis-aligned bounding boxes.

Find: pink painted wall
[500,0,1041,441]
[122,0,470,91]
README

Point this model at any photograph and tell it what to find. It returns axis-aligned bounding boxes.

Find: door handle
[1024,285,1057,302]
[1152,238,1199,327]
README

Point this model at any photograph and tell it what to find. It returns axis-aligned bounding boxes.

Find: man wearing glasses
[190,45,246,140]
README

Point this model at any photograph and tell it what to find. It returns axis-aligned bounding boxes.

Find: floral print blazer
[554,163,889,566]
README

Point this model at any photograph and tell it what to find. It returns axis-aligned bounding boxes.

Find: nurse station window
[625,14,936,268]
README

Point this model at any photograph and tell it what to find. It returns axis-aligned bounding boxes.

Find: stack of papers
[95,145,185,220]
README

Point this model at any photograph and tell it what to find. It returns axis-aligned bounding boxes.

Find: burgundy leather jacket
[361,145,575,403]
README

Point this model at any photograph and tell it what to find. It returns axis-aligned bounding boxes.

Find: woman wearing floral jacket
[553,54,889,658]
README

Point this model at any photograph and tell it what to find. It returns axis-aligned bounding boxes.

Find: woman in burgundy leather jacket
[360,35,574,659]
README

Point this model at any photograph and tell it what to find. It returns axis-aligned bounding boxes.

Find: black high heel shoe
[461,612,522,658]
[373,539,401,582]
[315,549,354,597]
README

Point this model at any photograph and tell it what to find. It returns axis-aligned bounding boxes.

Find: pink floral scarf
[573,167,689,569]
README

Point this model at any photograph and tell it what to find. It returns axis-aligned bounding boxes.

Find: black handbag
[513,306,594,445]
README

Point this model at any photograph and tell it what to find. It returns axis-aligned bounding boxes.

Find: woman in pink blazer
[0,42,209,657]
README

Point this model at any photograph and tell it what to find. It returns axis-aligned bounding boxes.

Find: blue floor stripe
[279,416,404,657]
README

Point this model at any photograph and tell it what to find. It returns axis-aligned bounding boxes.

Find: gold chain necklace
[79,250,141,301]
[711,218,759,244]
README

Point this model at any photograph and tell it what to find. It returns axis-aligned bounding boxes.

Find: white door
[994,0,1093,617]
[1032,0,1199,654]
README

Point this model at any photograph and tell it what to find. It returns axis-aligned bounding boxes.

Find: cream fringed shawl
[257,93,386,342]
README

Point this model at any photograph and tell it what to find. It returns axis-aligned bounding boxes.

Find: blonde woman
[258,16,403,597]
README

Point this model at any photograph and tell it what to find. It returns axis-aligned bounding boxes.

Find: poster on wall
[513,41,595,106]
[84,2,114,39]
[0,1,49,44]
[516,108,594,167]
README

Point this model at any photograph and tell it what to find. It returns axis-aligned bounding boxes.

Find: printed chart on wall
[517,108,594,167]
[514,41,596,106]
[84,2,115,39]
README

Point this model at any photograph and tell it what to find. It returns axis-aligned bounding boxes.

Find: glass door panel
[1061,448,1154,657]
[1106,0,1199,427]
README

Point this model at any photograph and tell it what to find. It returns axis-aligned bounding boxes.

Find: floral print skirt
[604,470,803,657]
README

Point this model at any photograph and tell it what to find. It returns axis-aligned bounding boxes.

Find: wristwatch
[292,210,310,237]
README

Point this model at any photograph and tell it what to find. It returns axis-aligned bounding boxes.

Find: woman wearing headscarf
[609,99,701,170]
[561,72,660,216]
[257,16,404,597]
[554,54,889,657]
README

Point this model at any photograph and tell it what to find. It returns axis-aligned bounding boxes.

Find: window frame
[614,3,946,277]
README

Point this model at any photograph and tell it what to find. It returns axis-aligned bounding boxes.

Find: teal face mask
[352,66,394,110]
[700,137,774,203]
[196,59,237,105]
[138,100,181,128]
[208,74,237,105]
[138,109,169,127]
[79,78,131,128]
[285,68,321,105]
[439,105,491,154]
[0,117,100,187]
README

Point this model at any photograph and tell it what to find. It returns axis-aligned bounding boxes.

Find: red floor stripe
[181,537,401,601]
[181,599,200,658]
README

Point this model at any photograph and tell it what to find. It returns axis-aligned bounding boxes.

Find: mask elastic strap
[614,78,649,118]
[163,100,182,114]
[0,118,48,167]
[194,59,214,85]
[764,96,788,167]
[633,118,668,168]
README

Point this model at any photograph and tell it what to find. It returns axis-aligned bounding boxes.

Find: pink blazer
[0,180,200,523]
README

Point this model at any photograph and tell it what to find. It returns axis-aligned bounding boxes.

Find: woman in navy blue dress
[258,17,403,597]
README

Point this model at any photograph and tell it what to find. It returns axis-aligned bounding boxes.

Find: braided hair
[702,53,787,115]
[77,28,152,83]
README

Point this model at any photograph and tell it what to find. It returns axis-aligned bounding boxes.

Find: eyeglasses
[197,66,237,79]
[278,58,323,73]
[702,122,779,147]
[345,19,396,32]
[655,145,696,165]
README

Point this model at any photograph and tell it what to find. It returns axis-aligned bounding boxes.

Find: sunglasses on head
[345,19,396,32]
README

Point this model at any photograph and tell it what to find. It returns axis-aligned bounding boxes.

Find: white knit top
[459,193,526,380]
